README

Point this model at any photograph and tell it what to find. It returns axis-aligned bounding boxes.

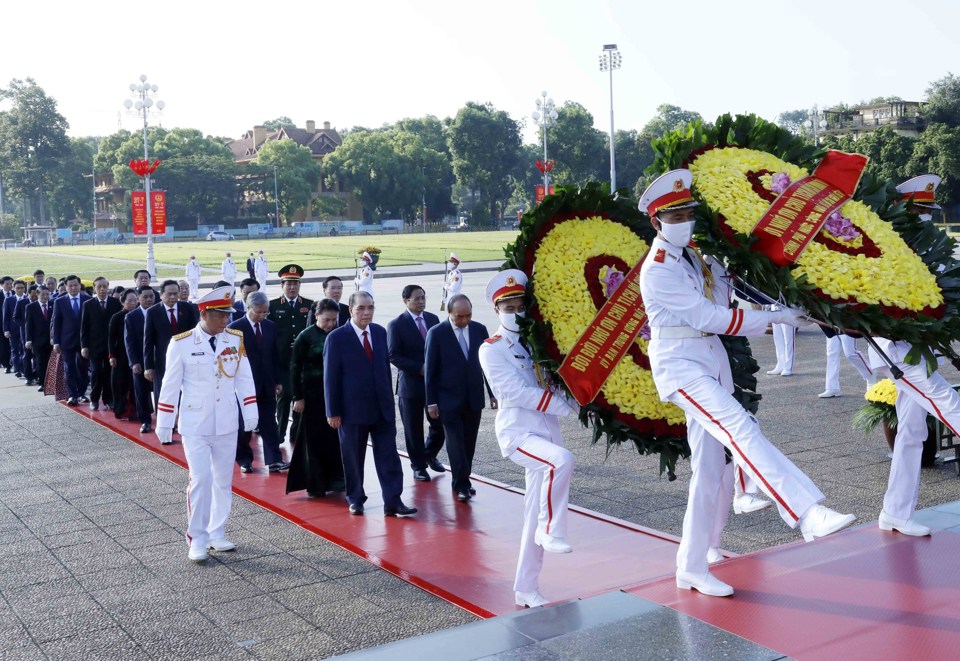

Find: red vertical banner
[536,185,545,203]
[151,191,167,235]
[131,191,147,235]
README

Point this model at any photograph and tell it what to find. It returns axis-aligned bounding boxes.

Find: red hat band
[647,189,694,217]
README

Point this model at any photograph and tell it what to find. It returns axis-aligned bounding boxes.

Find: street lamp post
[123,75,165,281]
[82,156,96,245]
[273,165,280,229]
[803,106,828,144]
[531,91,559,192]
[599,44,622,192]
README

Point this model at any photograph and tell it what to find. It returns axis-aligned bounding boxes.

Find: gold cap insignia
[674,179,684,192]
[505,276,516,286]
[925,183,935,192]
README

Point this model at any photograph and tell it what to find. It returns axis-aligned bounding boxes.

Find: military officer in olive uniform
[268,264,314,442]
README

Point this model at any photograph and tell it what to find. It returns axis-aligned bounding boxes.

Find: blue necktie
[72,297,79,316]
[457,327,469,359]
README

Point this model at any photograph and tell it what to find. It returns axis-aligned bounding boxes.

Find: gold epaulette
[173,329,193,340]
[225,328,244,337]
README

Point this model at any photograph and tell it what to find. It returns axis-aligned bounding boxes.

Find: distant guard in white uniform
[185,255,202,302]
[254,250,269,292]
[356,252,374,298]
[442,252,463,310]
[221,252,237,287]
[478,269,577,609]
[156,285,258,562]
[867,174,956,538]
[638,169,855,597]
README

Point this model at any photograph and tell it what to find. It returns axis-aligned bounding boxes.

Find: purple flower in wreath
[601,268,624,298]
[770,172,791,195]
[823,210,861,241]
[640,323,651,341]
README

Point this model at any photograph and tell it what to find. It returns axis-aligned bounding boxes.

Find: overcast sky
[2,0,956,144]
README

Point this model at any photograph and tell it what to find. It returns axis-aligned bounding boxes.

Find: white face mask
[498,310,525,332]
[659,220,695,248]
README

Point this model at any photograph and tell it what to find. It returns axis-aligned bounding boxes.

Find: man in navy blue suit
[425,294,495,501]
[144,280,199,406]
[81,277,122,410]
[228,290,287,473]
[124,286,156,433]
[387,284,445,482]
[14,284,37,385]
[324,291,416,517]
[52,275,91,405]
[24,287,53,391]
[0,276,13,373]
[232,278,260,322]
[2,279,27,379]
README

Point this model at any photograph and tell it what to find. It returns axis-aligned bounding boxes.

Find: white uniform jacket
[156,326,257,436]
[639,237,772,400]
[185,260,201,280]
[444,269,463,298]
[356,266,374,296]
[478,326,574,457]
[221,258,237,283]
[254,257,269,281]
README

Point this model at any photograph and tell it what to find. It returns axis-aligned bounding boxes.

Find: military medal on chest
[217,345,241,380]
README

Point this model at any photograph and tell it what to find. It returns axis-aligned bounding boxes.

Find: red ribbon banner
[557,255,648,405]
[151,191,167,235]
[131,191,147,235]
[750,150,868,266]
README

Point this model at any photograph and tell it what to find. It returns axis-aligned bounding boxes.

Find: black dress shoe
[427,457,446,473]
[307,490,326,498]
[3,367,11,374]
[469,487,477,495]
[268,461,291,473]
[412,468,431,482]
[79,396,90,403]
[140,423,152,434]
[384,503,417,517]
[239,464,253,473]
[14,372,23,379]
[455,490,471,502]
[349,503,364,515]
[37,386,45,392]
[25,380,35,387]
[89,403,99,411]
[67,397,78,406]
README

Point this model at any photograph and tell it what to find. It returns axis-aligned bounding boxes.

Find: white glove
[769,306,812,327]
[156,428,173,444]
[244,418,259,433]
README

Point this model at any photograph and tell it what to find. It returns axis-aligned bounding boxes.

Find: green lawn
[0,231,517,281]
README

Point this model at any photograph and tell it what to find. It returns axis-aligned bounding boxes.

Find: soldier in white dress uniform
[866,174,957,538]
[478,269,577,609]
[254,250,269,292]
[442,253,463,310]
[221,252,237,287]
[185,256,202,301]
[638,169,855,597]
[156,285,258,562]
[355,252,374,298]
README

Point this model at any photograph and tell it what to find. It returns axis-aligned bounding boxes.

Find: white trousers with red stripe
[825,335,872,392]
[183,432,236,550]
[879,363,960,520]
[771,324,796,372]
[668,376,824,574]
[509,435,574,593]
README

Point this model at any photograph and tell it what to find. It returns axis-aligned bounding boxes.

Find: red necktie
[168,308,178,332]
[255,322,263,345]
[362,330,373,362]
[43,304,49,320]
[416,316,427,340]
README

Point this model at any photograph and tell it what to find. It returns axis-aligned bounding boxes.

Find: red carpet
[626,525,960,660]
[72,404,683,617]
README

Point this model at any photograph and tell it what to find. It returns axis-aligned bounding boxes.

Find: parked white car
[206,231,234,241]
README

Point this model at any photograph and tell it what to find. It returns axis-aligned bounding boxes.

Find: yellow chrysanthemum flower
[865,378,898,406]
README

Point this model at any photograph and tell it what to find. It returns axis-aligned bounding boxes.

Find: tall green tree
[447,102,521,226]
[775,109,809,136]
[547,101,606,186]
[48,137,97,224]
[607,129,650,195]
[255,139,322,225]
[823,128,915,184]
[262,117,296,131]
[923,73,960,127]
[906,123,960,209]
[0,78,70,224]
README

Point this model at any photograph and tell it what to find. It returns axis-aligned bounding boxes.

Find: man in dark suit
[24,287,53,392]
[0,276,13,373]
[109,289,139,419]
[232,278,260,322]
[52,275,92,405]
[2,279,26,379]
[13,283,37,385]
[144,279,199,405]
[425,294,495,501]
[324,291,416,517]
[387,284,445,482]
[246,253,256,279]
[228,290,287,473]
[81,276,122,410]
[268,265,313,442]
[125,286,156,432]
[318,276,350,326]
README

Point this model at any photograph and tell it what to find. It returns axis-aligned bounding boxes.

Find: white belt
[650,326,714,339]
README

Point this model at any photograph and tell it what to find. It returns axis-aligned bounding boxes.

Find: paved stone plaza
[2,263,960,658]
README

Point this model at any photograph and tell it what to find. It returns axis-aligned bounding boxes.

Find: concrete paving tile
[180,577,269,607]
[75,564,157,593]
[220,610,315,642]
[26,604,118,643]
[226,554,328,592]
[271,581,365,612]
[245,628,341,661]
[0,636,48,661]
[26,515,99,536]
[113,527,184,551]
[51,538,127,562]
[59,547,142,577]
[287,547,380,579]
[199,594,287,627]
[305,594,387,631]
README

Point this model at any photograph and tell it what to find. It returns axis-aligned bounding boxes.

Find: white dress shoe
[207,538,237,552]
[534,532,572,554]
[515,590,548,608]
[799,505,856,542]
[706,547,724,564]
[188,545,208,562]
[676,570,733,597]
[733,493,772,514]
[818,389,841,398]
[780,370,793,377]
[766,367,783,375]
[878,510,931,537]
